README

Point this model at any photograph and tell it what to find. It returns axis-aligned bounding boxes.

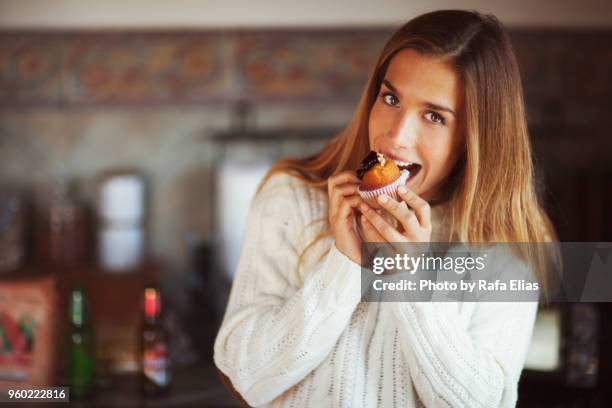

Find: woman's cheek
[421,132,451,168]
[423,128,454,155]
[429,141,459,185]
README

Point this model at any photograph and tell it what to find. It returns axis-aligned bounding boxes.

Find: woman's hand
[359,185,432,243]
[328,171,364,264]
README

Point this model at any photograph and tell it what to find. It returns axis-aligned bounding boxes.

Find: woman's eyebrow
[424,102,456,117]
[382,78,456,117]
[382,79,400,94]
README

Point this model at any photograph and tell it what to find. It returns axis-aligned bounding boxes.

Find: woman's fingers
[399,210,422,241]
[397,186,431,229]
[330,195,363,227]
[374,193,421,238]
[359,202,407,243]
[327,171,361,225]
[328,180,363,263]
[359,214,385,242]
[338,195,363,218]
[359,213,399,262]
[327,171,361,197]
[329,183,359,214]
[327,172,363,264]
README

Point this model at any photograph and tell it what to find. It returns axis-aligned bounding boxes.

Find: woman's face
[368,48,464,202]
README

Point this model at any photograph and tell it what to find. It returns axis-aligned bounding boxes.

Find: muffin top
[357,151,401,190]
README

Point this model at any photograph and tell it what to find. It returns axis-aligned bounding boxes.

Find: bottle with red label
[140,287,170,396]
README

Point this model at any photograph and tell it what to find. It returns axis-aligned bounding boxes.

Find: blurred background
[0,0,610,406]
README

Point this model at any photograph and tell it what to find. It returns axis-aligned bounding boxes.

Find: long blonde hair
[257,10,559,299]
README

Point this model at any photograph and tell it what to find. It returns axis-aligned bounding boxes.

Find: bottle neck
[70,289,87,327]
[144,288,161,323]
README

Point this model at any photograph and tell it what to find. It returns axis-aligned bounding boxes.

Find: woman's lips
[406,165,421,183]
[376,152,422,183]
[396,162,422,182]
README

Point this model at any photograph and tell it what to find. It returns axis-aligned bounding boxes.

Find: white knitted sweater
[214,172,538,408]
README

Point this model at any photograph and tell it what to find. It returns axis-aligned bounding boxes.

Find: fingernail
[378,194,389,204]
[398,186,407,194]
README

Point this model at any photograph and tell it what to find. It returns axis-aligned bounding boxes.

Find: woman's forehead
[384,49,463,111]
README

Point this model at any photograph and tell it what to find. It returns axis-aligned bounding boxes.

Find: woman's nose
[387,112,418,148]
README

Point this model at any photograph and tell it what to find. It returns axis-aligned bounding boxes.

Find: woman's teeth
[394,160,422,181]
[395,160,420,171]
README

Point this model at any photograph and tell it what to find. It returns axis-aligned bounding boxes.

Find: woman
[214,9,556,408]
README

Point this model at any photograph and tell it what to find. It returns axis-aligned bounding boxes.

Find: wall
[1,28,611,308]
[1,0,612,28]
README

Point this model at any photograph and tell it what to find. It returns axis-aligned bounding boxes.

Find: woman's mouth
[395,160,422,182]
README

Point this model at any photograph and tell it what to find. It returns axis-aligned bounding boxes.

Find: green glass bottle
[68,287,95,399]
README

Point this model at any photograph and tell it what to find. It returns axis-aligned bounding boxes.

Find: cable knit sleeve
[392,257,538,407]
[213,172,362,407]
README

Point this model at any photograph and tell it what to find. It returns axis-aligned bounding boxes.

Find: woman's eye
[425,111,445,125]
[380,92,399,107]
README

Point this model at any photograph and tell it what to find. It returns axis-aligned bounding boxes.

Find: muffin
[357,151,410,209]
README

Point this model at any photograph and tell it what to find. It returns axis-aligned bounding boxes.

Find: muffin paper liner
[358,170,410,201]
